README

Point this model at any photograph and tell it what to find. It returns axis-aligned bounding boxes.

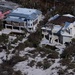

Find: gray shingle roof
[36,10,42,15]
[5,8,42,22]
[7,11,40,20]
[8,10,41,20]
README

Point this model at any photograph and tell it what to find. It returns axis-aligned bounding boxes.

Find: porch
[4,18,26,30]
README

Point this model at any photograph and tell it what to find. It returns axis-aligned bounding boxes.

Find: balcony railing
[5,22,24,27]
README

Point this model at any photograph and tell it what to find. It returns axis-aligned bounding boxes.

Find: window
[20,22,24,26]
[13,27,19,30]
[42,29,46,32]
[55,39,58,42]
[33,20,38,25]
[7,26,12,29]
[31,24,32,26]
[61,30,64,33]
[29,28,32,30]
[7,21,11,25]
[28,24,30,26]
[12,22,19,26]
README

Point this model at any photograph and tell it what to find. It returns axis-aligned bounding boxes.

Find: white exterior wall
[68,23,73,36]
[72,23,75,37]
[26,18,39,32]
[61,22,75,44]
[68,22,75,37]
[62,36,72,44]
[38,14,42,22]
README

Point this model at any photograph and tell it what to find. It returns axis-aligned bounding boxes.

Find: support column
[51,38,53,43]
[51,31,54,43]
[19,27,21,30]
[19,23,21,30]
[44,34,46,39]
[58,38,59,43]
[49,35,51,43]
[5,24,7,29]
[12,26,13,30]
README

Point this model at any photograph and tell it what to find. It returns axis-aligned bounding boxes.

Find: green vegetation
[0,20,3,31]
[10,0,75,15]
[28,29,42,48]
[0,34,8,44]
[27,60,36,67]
[0,0,75,74]
[60,38,75,69]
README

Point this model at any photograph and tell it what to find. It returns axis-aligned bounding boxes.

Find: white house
[0,0,19,9]
[4,8,42,32]
[60,22,75,44]
[42,14,75,44]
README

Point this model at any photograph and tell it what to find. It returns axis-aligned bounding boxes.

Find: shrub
[60,58,71,66]
[45,34,49,40]
[0,64,17,75]
[5,55,26,66]
[15,43,25,51]
[27,60,35,67]
[60,45,75,59]
[35,47,58,59]
[14,71,23,75]
[40,53,46,58]
[36,62,43,68]
[28,29,42,47]
[0,34,8,44]
[11,38,18,44]
[68,63,75,69]
[58,69,65,75]
[71,38,75,44]
[0,21,3,31]
[24,40,33,47]
[47,51,58,59]
[43,59,51,70]
[45,45,57,50]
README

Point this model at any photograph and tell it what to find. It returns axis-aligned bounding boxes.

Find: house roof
[63,14,74,18]
[43,14,75,35]
[8,13,37,20]
[0,6,11,13]
[62,22,71,30]
[6,8,42,20]
[0,1,19,9]
[12,8,42,15]
[48,15,75,26]
[52,25,62,33]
